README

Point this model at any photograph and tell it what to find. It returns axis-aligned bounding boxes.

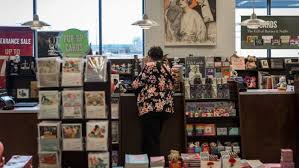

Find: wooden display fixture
[37,61,113,168]
[184,81,241,156]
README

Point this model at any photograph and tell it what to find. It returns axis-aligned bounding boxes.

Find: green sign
[59,28,89,57]
[241,16,299,49]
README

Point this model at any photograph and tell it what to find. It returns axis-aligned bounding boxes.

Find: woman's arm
[132,65,149,90]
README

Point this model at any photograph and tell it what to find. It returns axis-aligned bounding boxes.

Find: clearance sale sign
[0,27,33,56]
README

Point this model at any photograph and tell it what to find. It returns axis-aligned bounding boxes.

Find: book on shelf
[125,154,149,168]
[111,121,119,144]
[61,57,84,87]
[38,121,61,151]
[217,128,228,136]
[193,124,216,136]
[214,57,222,68]
[85,91,107,119]
[86,121,109,151]
[150,156,165,168]
[88,152,110,168]
[270,58,284,69]
[30,81,38,98]
[111,74,120,94]
[85,55,108,82]
[62,90,83,119]
[228,127,239,136]
[230,56,245,70]
[205,57,215,68]
[185,56,206,78]
[37,57,60,88]
[61,123,83,151]
[39,91,60,119]
[112,150,119,167]
[111,98,119,119]
[186,101,236,118]
[38,151,60,168]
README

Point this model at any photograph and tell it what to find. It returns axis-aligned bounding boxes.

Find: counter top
[0,106,39,113]
[119,93,184,97]
[239,89,295,95]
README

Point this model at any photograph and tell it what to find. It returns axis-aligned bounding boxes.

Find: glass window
[235,0,267,57]
[271,0,299,57]
[102,0,143,58]
[0,0,33,26]
[37,0,99,53]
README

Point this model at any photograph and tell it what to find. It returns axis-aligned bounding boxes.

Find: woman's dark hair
[148,46,163,61]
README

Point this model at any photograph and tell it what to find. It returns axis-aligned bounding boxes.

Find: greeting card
[62,123,83,151]
[39,91,60,119]
[62,90,83,119]
[62,58,83,86]
[86,121,108,151]
[85,91,106,119]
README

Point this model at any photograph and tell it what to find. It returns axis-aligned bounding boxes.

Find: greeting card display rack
[184,81,241,156]
[37,60,113,168]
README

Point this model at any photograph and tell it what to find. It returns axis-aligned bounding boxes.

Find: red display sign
[0,27,33,56]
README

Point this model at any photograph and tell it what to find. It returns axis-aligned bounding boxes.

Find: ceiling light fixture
[240,0,266,29]
[132,14,159,29]
[22,14,50,30]
[131,0,158,29]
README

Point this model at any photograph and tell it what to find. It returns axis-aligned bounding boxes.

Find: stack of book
[150,156,165,167]
[281,149,294,168]
[181,153,201,168]
[125,154,149,168]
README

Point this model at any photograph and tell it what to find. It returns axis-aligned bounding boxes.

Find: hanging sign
[59,28,89,57]
[241,16,299,49]
[0,27,33,56]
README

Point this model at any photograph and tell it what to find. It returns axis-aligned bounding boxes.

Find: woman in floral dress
[132,46,174,156]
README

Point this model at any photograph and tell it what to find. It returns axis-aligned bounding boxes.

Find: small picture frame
[17,88,29,98]
[260,60,269,69]
[285,59,292,64]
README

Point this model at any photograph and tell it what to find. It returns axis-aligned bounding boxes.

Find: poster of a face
[164,0,216,46]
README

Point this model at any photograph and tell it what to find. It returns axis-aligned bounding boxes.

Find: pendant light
[240,0,266,29]
[131,0,158,29]
[22,14,50,30]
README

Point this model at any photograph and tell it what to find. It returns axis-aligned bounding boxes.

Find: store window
[102,0,143,58]
[235,0,267,57]
[0,0,33,26]
[37,0,99,53]
[271,0,299,57]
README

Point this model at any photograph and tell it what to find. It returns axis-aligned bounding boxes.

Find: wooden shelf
[185,98,234,102]
[186,117,239,123]
[187,135,241,141]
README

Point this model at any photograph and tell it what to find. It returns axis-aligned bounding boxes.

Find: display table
[0,106,38,167]
[239,90,298,166]
[119,93,185,165]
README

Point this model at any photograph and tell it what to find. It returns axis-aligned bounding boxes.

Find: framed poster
[164,0,216,46]
[241,16,299,49]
